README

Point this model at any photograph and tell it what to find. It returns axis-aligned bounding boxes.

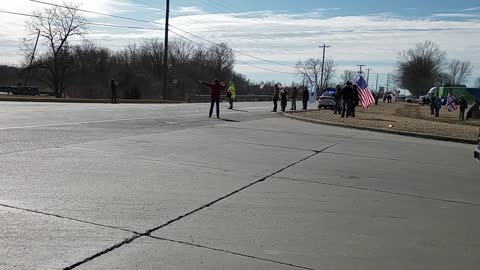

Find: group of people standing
[333,82,360,118]
[271,84,311,112]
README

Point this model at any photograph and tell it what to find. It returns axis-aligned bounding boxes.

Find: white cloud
[1,2,480,85]
[432,13,479,18]
[174,6,205,16]
[464,7,480,11]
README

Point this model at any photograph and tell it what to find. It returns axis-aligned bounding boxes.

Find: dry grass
[296,102,480,140]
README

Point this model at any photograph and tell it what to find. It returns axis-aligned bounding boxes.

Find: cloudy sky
[1,0,480,88]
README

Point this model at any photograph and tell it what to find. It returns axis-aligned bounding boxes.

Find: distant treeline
[3,39,283,99]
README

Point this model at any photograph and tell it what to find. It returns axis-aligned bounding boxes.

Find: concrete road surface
[0,101,478,270]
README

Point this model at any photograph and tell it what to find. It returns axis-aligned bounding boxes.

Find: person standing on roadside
[199,78,225,119]
[290,87,298,111]
[227,81,236,110]
[302,87,309,110]
[459,96,468,120]
[110,79,118,104]
[280,88,288,112]
[433,96,442,117]
[334,84,342,115]
[341,81,354,118]
[351,84,360,118]
[430,95,436,116]
[272,84,280,112]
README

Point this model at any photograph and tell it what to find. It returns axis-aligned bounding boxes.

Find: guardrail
[185,94,273,103]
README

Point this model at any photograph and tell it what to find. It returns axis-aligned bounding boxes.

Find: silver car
[318,92,336,109]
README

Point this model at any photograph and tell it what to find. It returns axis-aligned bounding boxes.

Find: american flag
[354,76,375,108]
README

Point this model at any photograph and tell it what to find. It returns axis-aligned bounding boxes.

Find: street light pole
[163,0,170,100]
[319,44,330,93]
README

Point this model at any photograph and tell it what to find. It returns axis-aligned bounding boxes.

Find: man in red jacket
[199,79,226,118]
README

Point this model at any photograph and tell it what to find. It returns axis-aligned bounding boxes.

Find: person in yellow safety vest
[227,81,236,109]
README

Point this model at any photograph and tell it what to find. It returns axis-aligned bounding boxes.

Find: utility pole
[356,64,366,75]
[366,68,372,85]
[319,44,330,93]
[375,74,379,92]
[386,73,391,93]
[24,29,41,86]
[163,0,170,100]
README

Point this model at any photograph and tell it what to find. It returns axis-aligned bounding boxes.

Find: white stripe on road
[0,108,270,130]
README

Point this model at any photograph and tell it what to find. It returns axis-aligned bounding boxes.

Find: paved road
[0,101,479,270]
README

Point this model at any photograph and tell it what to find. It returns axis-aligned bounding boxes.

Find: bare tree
[340,70,356,84]
[296,58,322,88]
[322,59,336,88]
[25,3,87,97]
[396,41,446,96]
[446,59,473,85]
[207,43,235,81]
[475,77,480,88]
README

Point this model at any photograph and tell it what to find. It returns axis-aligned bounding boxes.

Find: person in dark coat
[280,88,288,112]
[272,84,280,112]
[466,100,480,119]
[199,78,225,118]
[110,79,118,104]
[334,85,342,115]
[351,84,360,117]
[341,82,354,118]
[302,87,309,110]
[433,96,442,117]
[459,96,468,120]
[430,95,436,115]
[290,87,298,111]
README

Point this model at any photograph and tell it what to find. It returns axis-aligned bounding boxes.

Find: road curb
[284,112,477,145]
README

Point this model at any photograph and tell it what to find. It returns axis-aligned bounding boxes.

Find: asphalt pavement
[0,101,479,270]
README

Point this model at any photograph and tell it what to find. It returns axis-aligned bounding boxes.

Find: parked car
[318,92,336,109]
[418,95,430,105]
[405,96,419,103]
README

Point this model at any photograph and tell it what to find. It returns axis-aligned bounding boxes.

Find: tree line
[9,3,263,99]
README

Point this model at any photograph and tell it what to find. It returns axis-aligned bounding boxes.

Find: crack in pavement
[149,236,318,270]
[0,203,140,234]
[273,176,480,207]
[61,146,250,174]
[216,125,353,139]
[63,137,354,269]
[320,151,472,169]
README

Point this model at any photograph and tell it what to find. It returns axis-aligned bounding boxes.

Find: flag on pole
[354,76,375,108]
[309,85,317,103]
[446,92,457,112]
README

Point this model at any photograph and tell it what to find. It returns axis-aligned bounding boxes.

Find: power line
[29,0,298,71]
[169,29,297,75]
[29,0,164,27]
[130,0,166,12]
[0,9,163,31]
[169,25,297,68]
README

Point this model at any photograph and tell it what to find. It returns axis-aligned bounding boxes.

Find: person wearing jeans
[272,84,280,112]
[290,87,298,110]
[199,79,225,119]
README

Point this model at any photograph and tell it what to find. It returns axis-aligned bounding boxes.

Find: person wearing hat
[199,78,226,118]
